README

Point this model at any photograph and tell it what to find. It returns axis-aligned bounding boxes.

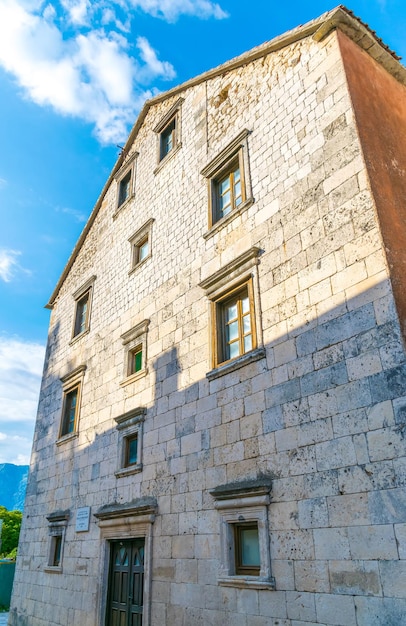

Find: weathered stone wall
[10,23,406,626]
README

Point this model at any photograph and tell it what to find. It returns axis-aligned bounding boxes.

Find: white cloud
[0,249,21,282]
[0,337,45,465]
[0,0,228,143]
[58,206,87,222]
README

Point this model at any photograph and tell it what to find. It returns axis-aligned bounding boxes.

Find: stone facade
[10,7,406,626]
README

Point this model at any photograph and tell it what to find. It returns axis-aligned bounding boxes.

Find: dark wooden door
[106,539,145,626]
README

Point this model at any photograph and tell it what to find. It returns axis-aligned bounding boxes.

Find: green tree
[0,506,22,558]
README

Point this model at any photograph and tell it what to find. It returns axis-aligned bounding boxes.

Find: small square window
[201,129,253,231]
[71,276,95,341]
[215,280,256,367]
[61,386,79,436]
[118,170,132,207]
[160,118,176,160]
[115,408,145,478]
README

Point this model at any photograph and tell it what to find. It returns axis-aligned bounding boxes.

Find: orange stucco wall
[338,30,406,337]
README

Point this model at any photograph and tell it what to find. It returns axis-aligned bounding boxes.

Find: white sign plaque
[76,506,91,532]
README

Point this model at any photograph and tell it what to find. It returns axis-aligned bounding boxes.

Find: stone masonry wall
[10,25,406,626]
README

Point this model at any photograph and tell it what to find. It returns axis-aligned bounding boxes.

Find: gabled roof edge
[46,5,405,308]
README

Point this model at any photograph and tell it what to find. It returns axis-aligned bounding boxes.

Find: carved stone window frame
[201,129,254,235]
[57,364,86,444]
[128,219,154,274]
[44,510,70,573]
[113,151,138,219]
[120,320,150,386]
[153,97,184,173]
[114,407,145,478]
[210,479,274,590]
[199,247,265,379]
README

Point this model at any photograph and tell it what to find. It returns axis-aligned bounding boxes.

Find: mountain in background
[0,464,29,511]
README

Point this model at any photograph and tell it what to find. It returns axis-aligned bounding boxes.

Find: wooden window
[160,118,176,160]
[201,129,253,231]
[73,291,90,337]
[118,169,132,207]
[153,98,183,170]
[129,346,143,376]
[58,365,86,443]
[45,511,69,573]
[129,219,154,272]
[121,320,149,385]
[213,158,245,222]
[71,276,95,341]
[50,535,62,567]
[114,408,145,478]
[215,280,256,366]
[60,386,79,436]
[234,523,260,576]
[125,433,139,467]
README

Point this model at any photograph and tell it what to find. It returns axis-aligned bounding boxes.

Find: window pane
[139,240,149,261]
[242,296,250,314]
[234,167,241,182]
[227,320,239,341]
[220,190,231,209]
[240,527,260,567]
[126,436,138,465]
[74,293,89,336]
[226,303,238,321]
[131,349,142,374]
[229,341,240,360]
[244,335,252,352]
[63,388,78,434]
[219,177,231,194]
[243,314,251,333]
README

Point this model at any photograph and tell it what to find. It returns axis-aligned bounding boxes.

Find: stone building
[9,6,406,625]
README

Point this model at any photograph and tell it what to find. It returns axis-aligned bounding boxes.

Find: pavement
[0,613,8,625]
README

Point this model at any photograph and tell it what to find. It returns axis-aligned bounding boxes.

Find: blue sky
[0,0,405,466]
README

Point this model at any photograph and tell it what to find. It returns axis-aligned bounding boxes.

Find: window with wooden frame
[45,511,69,573]
[129,219,154,273]
[114,407,145,477]
[201,129,253,231]
[215,280,256,365]
[114,151,138,217]
[71,276,95,341]
[121,320,149,385]
[154,98,183,170]
[234,523,260,576]
[210,478,274,590]
[58,365,86,442]
[199,247,265,378]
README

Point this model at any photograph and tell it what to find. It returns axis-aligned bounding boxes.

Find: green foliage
[0,506,22,558]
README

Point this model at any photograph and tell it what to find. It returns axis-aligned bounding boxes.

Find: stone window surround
[70,276,96,344]
[120,319,150,386]
[113,151,139,219]
[57,364,87,445]
[199,246,265,379]
[153,97,184,173]
[201,128,254,236]
[210,479,274,590]
[94,498,157,626]
[114,407,145,478]
[44,510,70,573]
[128,218,155,274]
